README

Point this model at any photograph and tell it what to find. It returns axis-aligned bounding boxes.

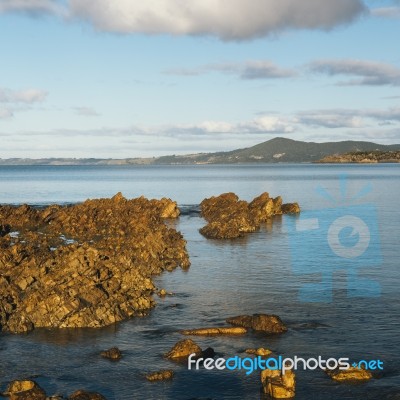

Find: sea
[0,164,399,399]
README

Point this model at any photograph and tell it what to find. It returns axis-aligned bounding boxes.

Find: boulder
[226,314,287,334]
[165,339,203,360]
[68,390,107,400]
[281,203,300,214]
[199,192,300,239]
[180,327,247,336]
[261,367,296,399]
[3,380,46,400]
[100,347,122,360]
[145,370,174,381]
[245,348,272,356]
[327,366,373,382]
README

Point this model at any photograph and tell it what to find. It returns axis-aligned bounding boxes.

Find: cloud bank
[1,0,366,40]
[309,59,400,86]
[166,60,296,80]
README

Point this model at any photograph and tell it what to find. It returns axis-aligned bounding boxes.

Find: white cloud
[296,107,400,128]
[166,60,296,80]
[371,6,400,19]
[0,88,48,103]
[74,107,100,117]
[0,0,63,16]
[309,59,400,86]
[68,0,365,40]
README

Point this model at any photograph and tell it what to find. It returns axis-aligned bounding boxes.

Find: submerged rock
[261,366,296,399]
[68,390,107,400]
[180,326,247,336]
[3,380,46,400]
[199,192,300,239]
[145,370,174,381]
[165,339,203,360]
[226,314,288,334]
[0,194,190,334]
[100,347,122,360]
[245,348,272,356]
[327,366,373,382]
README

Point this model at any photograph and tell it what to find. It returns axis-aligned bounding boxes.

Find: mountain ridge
[1,137,399,165]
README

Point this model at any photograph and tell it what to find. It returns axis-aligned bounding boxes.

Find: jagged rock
[199,192,300,239]
[226,314,287,334]
[165,339,203,360]
[281,203,300,214]
[100,347,122,360]
[327,366,373,382]
[245,347,272,356]
[145,370,174,381]
[261,367,296,399]
[68,390,106,400]
[0,194,190,334]
[3,380,46,400]
[180,327,247,336]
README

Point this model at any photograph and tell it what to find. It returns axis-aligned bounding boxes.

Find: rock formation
[180,326,247,336]
[0,194,190,333]
[165,339,203,360]
[327,366,373,382]
[100,347,122,360]
[261,366,296,399]
[199,192,300,239]
[226,314,287,334]
[145,370,174,381]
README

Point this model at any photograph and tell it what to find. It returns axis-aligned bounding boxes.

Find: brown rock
[3,380,46,400]
[281,203,300,214]
[145,370,174,381]
[245,347,272,356]
[226,314,287,334]
[68,390,107,400]
[261,367,296,398]
[327,366,373,382]
[100,347,122,360]
[199,192,300,239]
[180,327,247,336]
[0,194,190,334]
[165,339,202,360]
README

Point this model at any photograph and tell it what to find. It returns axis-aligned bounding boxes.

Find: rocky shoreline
[0,193,189,333]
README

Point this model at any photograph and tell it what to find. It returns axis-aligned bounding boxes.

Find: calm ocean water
[0,164,399,399]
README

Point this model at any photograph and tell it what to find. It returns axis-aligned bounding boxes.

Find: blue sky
[0,0,399,158]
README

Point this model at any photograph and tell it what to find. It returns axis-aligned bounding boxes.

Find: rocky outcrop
[327,367,373,382]
[261,367,296,399]
[165,339,203,360]
[68,390,107,400]
[145,370,174,381]
[226,314,287,334]
[180,326,247,336]
[245,348,272,356]
[1,381,107,400]
[199,192,300,239]
[2,380,46,400]
[0,194,190,334]
[100,347,122,360]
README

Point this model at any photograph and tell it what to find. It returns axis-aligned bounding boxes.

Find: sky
[0,0,399,158]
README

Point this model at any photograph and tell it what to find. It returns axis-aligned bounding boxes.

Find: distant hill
[154,137,400,164]
[1,137,399,165]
